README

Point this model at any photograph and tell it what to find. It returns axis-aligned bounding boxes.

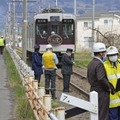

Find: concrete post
[38,87,45,103]
[43,95,51,120]
[55,107,65,120]
[32,80,38,92]
[90,91,98,120]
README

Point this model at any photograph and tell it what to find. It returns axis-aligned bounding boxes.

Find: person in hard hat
[87,42,114,120]
[0,36,5,54]
[61,48,74,92]
[103,46,120,120]
[42,44,58,99]
[32,45,43,86]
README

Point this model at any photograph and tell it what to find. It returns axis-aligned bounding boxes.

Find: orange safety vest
[42,51,56,69]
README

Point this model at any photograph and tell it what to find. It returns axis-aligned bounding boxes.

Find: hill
[1,0,120,34]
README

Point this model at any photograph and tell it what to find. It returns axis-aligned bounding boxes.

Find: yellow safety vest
[104,59,120,108]
[42,51,56,69]
[0,38,4,46]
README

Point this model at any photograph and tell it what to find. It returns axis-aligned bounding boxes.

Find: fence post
[32,80,38,92]
[38,87,45,103]
[43,95,51,120]
[55,107,65,120]
[90,91,98,120]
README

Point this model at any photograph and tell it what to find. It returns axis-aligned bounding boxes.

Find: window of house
[84,37,92,47]
[84,22,88,27]
[109,20,113,25]
[104,19,113,25]
[104,20,108,25]
[84,21,92,28]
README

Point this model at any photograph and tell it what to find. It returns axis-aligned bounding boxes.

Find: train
[27,8,75,67]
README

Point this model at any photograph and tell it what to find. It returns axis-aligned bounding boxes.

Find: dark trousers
[35,75,41,84]
[0,46,4,54]
[98,91,109,120]
[109,106,120,120]
[62,74,71,92]
[44,69,56,98]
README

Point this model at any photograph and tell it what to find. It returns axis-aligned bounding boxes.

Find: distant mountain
[1,0,120,34]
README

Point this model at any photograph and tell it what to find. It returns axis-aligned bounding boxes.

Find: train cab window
[63,24,73,35]
[35,19,48,37]
[62,19,74,35]
[36,24,47,35]
[51,24,59,34]
[50,16,60,22]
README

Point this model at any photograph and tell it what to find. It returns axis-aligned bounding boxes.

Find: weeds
[4,48,35,120]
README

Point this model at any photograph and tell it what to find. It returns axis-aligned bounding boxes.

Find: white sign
[60,93,98,113]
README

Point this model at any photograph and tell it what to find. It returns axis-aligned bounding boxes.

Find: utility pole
[92,0,95,45]
[55,0,58,7]
[22,0,27,63]
[74,0,77,52]
[12,0,16,49]
[8,3,12,44]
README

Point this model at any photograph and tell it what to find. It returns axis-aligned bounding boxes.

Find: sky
[0,0,9,34]
[1,0,120,35]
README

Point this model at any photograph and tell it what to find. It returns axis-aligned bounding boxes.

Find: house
[76,12,120,52]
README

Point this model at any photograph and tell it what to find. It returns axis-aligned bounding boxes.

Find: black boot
[51,90,57,99]
[45,89,49,94]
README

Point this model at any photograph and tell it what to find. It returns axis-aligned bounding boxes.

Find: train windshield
[36,24,47,35]
[35,19,48,36]
[62,19,74,35]
[51,24,59,34]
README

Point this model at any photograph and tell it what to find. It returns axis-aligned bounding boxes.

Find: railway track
[56,68,89,100]
[56,68,90,120]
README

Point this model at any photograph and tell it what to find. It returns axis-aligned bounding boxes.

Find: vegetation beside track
[75,51,92,68]
[4,48,36,120]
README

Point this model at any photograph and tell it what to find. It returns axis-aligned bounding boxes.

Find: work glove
[116,78,120,92]
[109,82,116,95]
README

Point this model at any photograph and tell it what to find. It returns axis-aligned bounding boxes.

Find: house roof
[76,9,120,20]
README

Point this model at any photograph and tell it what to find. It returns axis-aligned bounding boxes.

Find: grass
[4,48,36,120]
[74,51,92,67]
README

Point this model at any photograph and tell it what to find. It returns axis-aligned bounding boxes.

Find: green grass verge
[74,52,92,67]
[4,48,36,120]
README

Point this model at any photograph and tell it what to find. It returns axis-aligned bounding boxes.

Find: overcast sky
[1,0,120,35]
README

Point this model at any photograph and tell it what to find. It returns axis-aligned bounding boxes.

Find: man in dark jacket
[87,42,113,120]
[61,48,74,92]
[32,45,43,86]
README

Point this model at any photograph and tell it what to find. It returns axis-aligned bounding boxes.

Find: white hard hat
[93,42,106,52]
[107,46,118,55]
[51,31,55,34]
[46,44,53,49]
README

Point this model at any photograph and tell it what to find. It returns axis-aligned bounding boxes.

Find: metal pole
[8,3,11,44]
[56,0,58,7]
[74,0,77,52]
[92,0,95,44]
[22,0,27,63]
[13,0,16,49]
[74,0,76,16]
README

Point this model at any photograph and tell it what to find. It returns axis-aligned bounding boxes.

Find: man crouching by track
[87,42,115,120]
[42,44,58,99]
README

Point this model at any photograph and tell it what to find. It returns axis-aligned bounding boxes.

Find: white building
[76,13,120,52]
